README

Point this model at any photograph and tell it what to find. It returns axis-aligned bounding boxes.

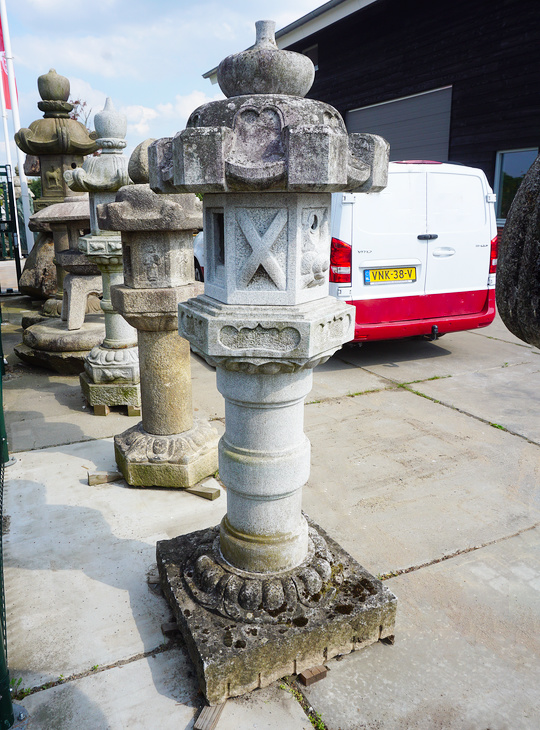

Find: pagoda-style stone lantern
[152,21,396,705]
[15,68,98,210]
[98,141,219,486]
[15,69,99,315]
[65,99,140,416]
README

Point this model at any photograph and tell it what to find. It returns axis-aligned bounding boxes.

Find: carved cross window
[237,209,287,289]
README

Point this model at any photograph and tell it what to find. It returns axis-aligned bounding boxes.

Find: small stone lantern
[153,21,396,704]
[65,99,140,416]
[98,141,219,487]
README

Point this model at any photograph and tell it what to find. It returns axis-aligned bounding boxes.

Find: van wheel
[194,260,203,282]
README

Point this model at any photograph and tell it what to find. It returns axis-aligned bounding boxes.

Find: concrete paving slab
[337,329,537,384]
[303,389,540,576]
[3,365,143,452]
[414,360,540,445]
[19,648,200,730]
[2,346,224,453]
[302,527,540,730]
[308,354,390,403]
[20,651,311,730]
[216,684,311,729]
[4,439,227,687]
[473,309,536,348]
[0,260,19,292]
[190,351,225,420]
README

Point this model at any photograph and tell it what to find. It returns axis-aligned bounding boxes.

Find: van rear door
[424,168,491,315]
[349,169,428,317]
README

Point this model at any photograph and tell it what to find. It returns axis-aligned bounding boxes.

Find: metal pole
[0,0,33,253]
[0,305,14,729]
[4,167,20,283]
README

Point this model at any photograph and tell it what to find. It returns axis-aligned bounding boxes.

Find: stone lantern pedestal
[153,21,396,704]
[99,159,219,486]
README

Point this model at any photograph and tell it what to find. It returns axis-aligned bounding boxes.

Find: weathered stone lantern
[98,141,219,485]
[153,21,396,704]
[65,99,140,416]
[15,69,98,314]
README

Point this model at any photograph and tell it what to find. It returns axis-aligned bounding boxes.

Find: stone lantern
[65,99,140,416]
[15,69,99,314]
[98,141,219,486]
[153,21,396,704]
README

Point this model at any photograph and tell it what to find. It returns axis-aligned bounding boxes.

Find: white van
[329,161,498,341]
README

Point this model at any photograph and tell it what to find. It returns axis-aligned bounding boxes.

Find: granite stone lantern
[98,141,219,486]
[65,99,140,416]
[152,21,396,704]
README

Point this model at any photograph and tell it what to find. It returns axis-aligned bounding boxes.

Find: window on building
[302,44,318,70]
[494,148,538,223]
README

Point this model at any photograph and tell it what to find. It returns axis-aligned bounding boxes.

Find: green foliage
[280,679,328,729]
[28,177,42,200]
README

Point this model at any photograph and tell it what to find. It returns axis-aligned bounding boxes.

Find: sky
[3,0,325,169]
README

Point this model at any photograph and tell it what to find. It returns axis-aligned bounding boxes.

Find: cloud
[157,90,224,126]
[122,104,159,137]
[68,77,108,127]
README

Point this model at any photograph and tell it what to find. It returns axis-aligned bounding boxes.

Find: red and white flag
[0,15,13,110]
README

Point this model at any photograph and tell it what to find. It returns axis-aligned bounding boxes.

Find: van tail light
[489,235,498,274]
[330,237,352,283]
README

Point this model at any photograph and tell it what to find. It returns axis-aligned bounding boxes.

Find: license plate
[364,267,417,284]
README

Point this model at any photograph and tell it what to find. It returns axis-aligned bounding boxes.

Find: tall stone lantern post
[154,21,397,704]
[65,99,140,416]
[98,142,219,486]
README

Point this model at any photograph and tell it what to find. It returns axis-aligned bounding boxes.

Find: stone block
[114,421,219,488]
[347,133,390,193]
[80,371,141,408]
[111,283,203,331]
[97,184,202,232]
[148,137,176,194]
[178,295,355,371]
[156,516,397,705]
[286,125,349,192]
[201,192,332,306]
[23,317,106,353]
[14,342,89,375]
[174,127,229,193]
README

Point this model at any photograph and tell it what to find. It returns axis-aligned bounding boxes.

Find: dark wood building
[277,0,540,225]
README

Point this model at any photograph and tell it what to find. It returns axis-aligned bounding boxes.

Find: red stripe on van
[350,289,496,341]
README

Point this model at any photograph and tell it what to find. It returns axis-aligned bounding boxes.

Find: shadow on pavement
[5,475,202,715]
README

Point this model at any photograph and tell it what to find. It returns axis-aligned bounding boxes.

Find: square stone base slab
[80,371,141,410]
[114,422,219,488]
[157,516,397,705]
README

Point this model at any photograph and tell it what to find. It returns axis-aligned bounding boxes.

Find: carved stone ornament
[84,344,139,384]
[183,523,344,624]
[78,234,123,263]
[64,99,130,194]
[15,69,98,156]
[115,420,218,465]
[148,22,389,196]
[177,295,354,370]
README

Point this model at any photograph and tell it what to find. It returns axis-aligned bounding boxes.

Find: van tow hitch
[429,325,439,341]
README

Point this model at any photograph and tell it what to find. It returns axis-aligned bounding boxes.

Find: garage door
[346,86,452,162]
